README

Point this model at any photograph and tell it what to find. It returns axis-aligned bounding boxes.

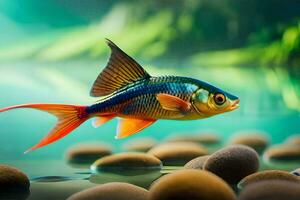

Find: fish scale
[86,76,198,119]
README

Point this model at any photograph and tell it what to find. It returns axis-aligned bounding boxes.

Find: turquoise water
[1,159,161,199]
[0,61,299,161]
[1,60,300,199]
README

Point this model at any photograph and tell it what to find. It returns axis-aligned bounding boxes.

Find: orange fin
[92,114,115,128]
[90,39,151,97]
[0,104,89,153]
[156,93,191,113]
[116,118,156,139]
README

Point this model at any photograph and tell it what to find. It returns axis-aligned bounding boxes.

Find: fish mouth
[230,99,240,110]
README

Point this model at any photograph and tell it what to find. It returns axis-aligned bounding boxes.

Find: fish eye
[214,93,226,105]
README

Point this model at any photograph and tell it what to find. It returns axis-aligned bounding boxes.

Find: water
[0,60,299,199]
[1,61,299,159]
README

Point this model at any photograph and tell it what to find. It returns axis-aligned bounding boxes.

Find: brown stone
[285,135,300,145]
[263,145,300,162]
[123,138,157,152]
[148,142,208,166]
[0,164,30,200]
[66,143,112,165]
[0,164,30,192]
[229,133,268,154]
[238,180,300,200]
[238,170,300,189]
[91,152,162,174]
[167,133,220,145]
[68,182,148,200]
[184,155,210,169]
[148,169,236,200]
[204,145,259,184]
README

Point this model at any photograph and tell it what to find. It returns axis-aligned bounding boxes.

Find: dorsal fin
[90,39,151,97]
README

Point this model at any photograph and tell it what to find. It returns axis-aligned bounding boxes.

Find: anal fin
[116,118,156,139]
[92,114,116,128]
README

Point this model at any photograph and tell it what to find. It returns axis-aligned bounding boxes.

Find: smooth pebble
[91,152,162,174]
[229,133,268,154]
[204,145,259,184]
[238,170,300,189]
[184,155,210,169]
[66,143,112,165]
[167,133,220,145]
[68,182,148,200]
[123,138,157,152]
[238,180,300,200]
[263,145,300,162]
[148,169,236,200]
[0,164,30,200]
[148,142,208,166]
[285,134,300,145]
[0,164,30,192]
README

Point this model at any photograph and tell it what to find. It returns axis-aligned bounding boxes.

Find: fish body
[87,76,233,120]
[0,39,239,152]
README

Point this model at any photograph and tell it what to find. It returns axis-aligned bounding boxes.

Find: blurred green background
[0,0,299,160]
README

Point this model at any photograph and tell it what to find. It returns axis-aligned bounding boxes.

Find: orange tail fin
[0,104,89,153]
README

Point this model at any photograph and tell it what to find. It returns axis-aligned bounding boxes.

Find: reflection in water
[29,180,96,200]
[90,166,162,176]
[74,171,92,175]
[68,161,168,188]
[31,175,87,182]
[67,162,91,169]
[263,159,300,171]
[160,166,183,174]
[89,171,162,188]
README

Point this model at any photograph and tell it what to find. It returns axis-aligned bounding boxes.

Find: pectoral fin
[156,93,191,113]
[116,118,156,139]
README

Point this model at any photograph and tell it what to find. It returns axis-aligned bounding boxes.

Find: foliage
[0,0,299,68]
[191,23,300,69]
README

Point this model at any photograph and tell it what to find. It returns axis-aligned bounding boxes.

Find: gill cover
[192,88,238,115]
[191,89,210,114]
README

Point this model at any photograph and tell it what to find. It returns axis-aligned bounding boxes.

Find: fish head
[191,86,239,116]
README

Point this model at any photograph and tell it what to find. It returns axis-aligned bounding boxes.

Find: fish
[0,39,240,153]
